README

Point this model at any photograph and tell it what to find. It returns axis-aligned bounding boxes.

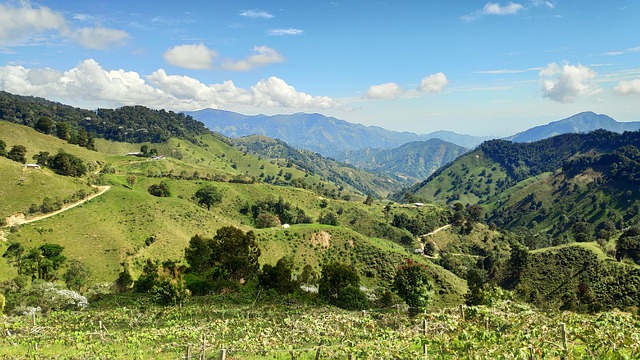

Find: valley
[0,92,639,358]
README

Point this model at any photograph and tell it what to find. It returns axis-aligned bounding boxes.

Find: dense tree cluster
[0,91,210,146]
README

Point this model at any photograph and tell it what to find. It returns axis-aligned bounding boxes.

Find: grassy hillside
[234,135,405,197]
[336,139,468,183]
[403,131,640,245]
[1,120,466,305]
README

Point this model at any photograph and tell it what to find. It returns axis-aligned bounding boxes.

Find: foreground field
[1,295,638,359]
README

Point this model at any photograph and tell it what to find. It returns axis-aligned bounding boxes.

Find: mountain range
[185,109,491,156]
[505,111,640,143]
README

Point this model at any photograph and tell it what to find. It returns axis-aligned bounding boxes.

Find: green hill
[402,130,640,245]
[1,119,466,305]
[335,139,468,183]
[233,134,405,197]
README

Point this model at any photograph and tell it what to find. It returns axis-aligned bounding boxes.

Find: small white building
[282,224,291,229]
[24,163,41,169]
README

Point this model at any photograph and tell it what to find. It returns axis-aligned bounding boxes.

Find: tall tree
[194,185,223,210]
[393,259,433,310]
[7,145,27,163]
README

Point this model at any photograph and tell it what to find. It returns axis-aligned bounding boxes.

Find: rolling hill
[233,135,407,196]
[0,119,467,305]
[335,139,468,182]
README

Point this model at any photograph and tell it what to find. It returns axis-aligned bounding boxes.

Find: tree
[318,262,361,306]
[55,121,71,140]
[466,204,484,223]
[126,175,137,189]
[214,227,260,281]
[298,264,318,285]
[364,193,374,205]
[35,116,54,134]
[63,260,92,292]
[393,259,433,310]
[572,221,593,242]
[148,181,171,197]
[259,256,298,295]
[184,234,214,274]
[2,242,26,275]
[47,151,87,177]
[7,145,27,163]
[0,139,7,156]
[616,227,640,264]
[140,144,149,155]
[194,185,222,210]
[318,211,339,226]
[32,151,50,166]
[184,227,261,283]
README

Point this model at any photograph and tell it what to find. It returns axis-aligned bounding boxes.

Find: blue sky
[1,0,639,136]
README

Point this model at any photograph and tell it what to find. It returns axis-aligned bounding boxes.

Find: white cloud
[0,59,341,111]
[0,3,128,49]
[163,44,217,70]
[268,28,304,36]
[222,46,285,71]
[614,79,640,95]
[481,2,524,15]
[251,77,340,108]
[66,27,129,50]
[365,82,404,99]
[530,0,554,9]
[418,72,449,93]
[239,10,274,19]
[462,1,529,21]
[539,62,600,103]
[0,3,67,43]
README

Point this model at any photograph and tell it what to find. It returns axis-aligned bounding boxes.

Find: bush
[393,259,433,311]
[333,285,369,310]
[0,293,5,314]
[148,181,171,197]
[18,282,87,313]
[152,278,190,306]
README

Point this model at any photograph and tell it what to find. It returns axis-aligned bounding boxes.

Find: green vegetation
[1,93,640,358]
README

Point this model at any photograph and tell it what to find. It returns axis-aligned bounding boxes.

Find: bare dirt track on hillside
[2,185,111,228]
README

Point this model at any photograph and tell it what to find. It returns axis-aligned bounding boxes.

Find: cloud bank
[539,62,600,103]
[0,3,129,50]
[0,59,341,111]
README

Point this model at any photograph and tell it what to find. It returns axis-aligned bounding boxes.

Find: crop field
[1,296,638,359]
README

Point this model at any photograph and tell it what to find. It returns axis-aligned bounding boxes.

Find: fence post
[186,344,192,360]
[314,340,323,360]
[219,348,227,360]
[423,319,427,336]
[424,343,428,358]
[459,304,465,321]
[200,333,206,360]
[560,323,567,356]
[32,313,36,326]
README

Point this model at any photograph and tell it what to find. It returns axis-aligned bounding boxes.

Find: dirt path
[3,185,111,228]
[420,224,452,238]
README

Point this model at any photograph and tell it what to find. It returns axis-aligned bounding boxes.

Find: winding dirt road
[3,185,111,228]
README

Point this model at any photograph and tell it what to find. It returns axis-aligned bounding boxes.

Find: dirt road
[3,185,111,228]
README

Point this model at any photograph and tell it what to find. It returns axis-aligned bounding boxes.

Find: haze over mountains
[505,111,640,143]
[185,109,492,156]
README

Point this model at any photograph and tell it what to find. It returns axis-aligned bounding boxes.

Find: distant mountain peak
[505,112,640,143]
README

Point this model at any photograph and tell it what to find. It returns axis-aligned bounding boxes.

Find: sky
[0,0,639,137]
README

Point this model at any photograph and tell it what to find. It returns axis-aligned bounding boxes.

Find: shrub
[0,293,5,314]
[148,181,171,197]
[333,285,369,310]
[393,259,433,311]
